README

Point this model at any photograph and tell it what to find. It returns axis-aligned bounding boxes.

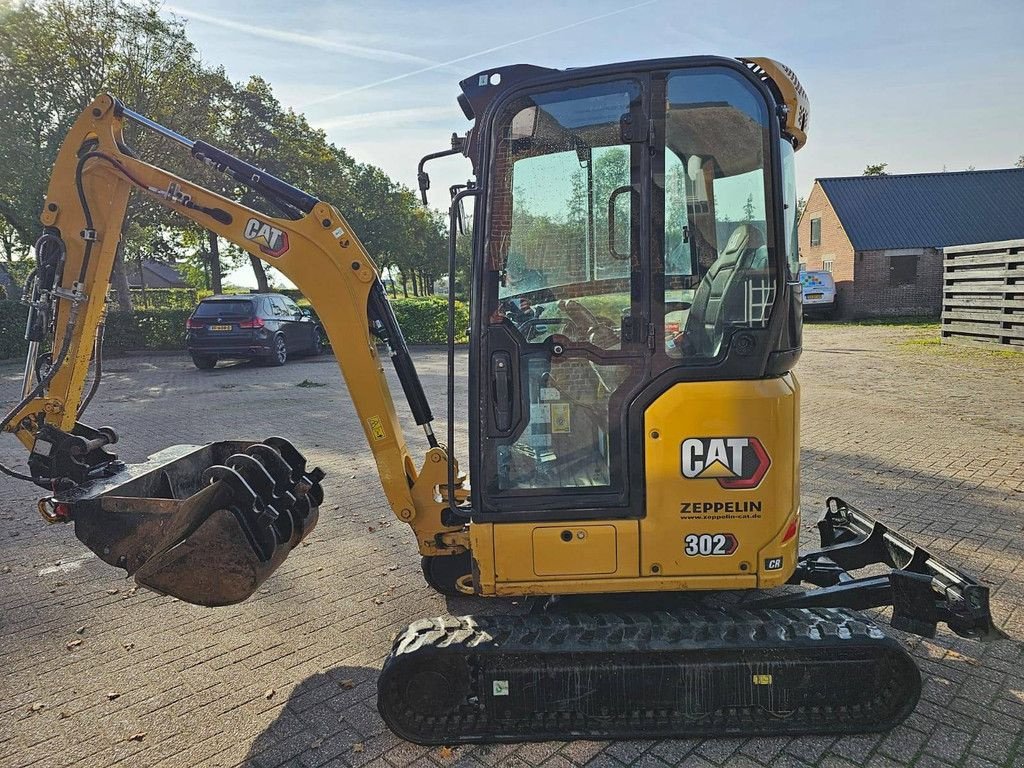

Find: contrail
[300,0,660,108]
[311,106,456,131]
[163,4,442,67]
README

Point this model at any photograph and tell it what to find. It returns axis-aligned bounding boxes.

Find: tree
[863,163,889,176]
[0,0,232,309]
[743,193,756,222]
[0,0,440,308]
[1016,155,1024,169]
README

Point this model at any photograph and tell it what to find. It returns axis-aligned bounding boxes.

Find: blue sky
[156,0,1023,281]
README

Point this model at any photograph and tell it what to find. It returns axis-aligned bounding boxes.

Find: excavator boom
[2,94,466,605]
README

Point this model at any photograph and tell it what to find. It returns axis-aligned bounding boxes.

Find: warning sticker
[367,415,387,441]
[550,403,571,433]
[540,387,560,401]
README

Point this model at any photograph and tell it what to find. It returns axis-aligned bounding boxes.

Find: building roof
[129,259,188,288]
[816,168,1024,251]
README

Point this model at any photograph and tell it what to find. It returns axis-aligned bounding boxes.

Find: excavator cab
[440,58,809,595]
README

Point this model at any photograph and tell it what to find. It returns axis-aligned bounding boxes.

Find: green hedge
[0,301,191,359]
[0,300,29,359]
[391,296,469,344]
[128,288,209,310]
[0,296,467,360]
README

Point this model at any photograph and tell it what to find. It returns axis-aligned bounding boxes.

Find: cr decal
[680,437,771,489]
[244,217,289,257]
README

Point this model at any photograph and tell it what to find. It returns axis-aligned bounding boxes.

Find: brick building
[798,168,1024,318]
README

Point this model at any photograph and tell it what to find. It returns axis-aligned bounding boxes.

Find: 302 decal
[683,533,738,557]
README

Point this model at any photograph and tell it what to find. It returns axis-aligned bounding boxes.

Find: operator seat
[682,222,766,356]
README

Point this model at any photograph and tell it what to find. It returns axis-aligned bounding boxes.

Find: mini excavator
[2,56,1002,744]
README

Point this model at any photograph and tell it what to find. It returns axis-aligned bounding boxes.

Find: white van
[800,270,837,318]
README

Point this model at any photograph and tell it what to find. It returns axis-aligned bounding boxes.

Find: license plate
[208,324,232,331]
[805,293,823,300]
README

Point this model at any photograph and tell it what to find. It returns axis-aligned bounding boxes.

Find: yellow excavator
[2,56,1001,744]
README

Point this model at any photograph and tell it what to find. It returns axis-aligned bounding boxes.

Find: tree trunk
[111,240,133,311]
[401,271,408,298]
[249,254,270,292]
[137,257,148,308]
[208,231,223,294]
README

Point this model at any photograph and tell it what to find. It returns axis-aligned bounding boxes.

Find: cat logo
[680,437,771,490]
[243,218,289,257]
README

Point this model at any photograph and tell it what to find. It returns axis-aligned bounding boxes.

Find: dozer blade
[57,438,324,606]
[750,497,1005,641]
[378,607,921,744]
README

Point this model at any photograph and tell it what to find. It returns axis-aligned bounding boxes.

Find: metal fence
[941,239,1023,351]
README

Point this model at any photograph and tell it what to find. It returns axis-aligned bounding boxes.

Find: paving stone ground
[1,323,1022,768]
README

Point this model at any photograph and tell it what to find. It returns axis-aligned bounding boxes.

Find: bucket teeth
[67,438,324,606]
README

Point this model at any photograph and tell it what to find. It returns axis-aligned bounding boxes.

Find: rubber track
[377,606,921,744]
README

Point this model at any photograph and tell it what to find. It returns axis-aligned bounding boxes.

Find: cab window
[659,69,774,360]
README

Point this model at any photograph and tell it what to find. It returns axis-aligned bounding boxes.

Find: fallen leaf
[66,639,82,651]
[106,588,119,595]
[58,711,70,720]
[128,732,146,742]
[311,738,324,749]
[54,580,68,587]
[264,689,275,700]
[107,692,120,701]
[438,745,455,759]
[28,702,45,712]
[123,642,134,651]
[372,598,384,605]
[1,565,10,573]
[387,565,399,571]
[352,743,364,753]
[367,526,376,532]
[127,586,138,597]
[350,474,356,479]
[76,626,85,635]
[338,679,356,690]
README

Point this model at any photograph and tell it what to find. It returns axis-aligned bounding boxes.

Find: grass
[296,379,327,388]
[808,316,940,328]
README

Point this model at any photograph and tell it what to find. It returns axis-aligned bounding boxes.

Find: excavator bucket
[54,438,324,606]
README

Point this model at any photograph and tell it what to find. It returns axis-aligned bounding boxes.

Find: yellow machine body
[470,376,800,596]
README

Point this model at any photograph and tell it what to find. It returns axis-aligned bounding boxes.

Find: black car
[185,294,324,369]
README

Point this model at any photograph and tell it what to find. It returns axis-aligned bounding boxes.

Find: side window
[489,79,642,351]
[810,217,821,246]
[269,298,287,317]
[283,298,301,316]
[660,68,773,361]
[890,254,918,286]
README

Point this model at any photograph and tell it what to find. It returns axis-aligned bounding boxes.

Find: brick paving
[1,324,1022,768]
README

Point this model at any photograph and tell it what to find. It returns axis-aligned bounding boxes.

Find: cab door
[471,76,652,519]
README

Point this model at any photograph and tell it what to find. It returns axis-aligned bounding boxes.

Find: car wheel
[310,326,325,355]
[268,335,287,366]
[191,354,217,370]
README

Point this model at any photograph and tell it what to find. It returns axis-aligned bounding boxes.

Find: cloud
[311,106,459,132]
[163,4,441,67]
[298,0,660,108]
